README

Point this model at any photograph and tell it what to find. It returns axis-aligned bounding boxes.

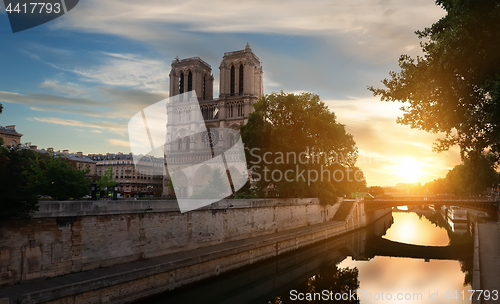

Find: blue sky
[0,0,460,186]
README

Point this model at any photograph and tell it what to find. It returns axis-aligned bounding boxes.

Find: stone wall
[0,198,340,287]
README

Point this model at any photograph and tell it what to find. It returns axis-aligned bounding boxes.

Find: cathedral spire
[245,42,251,52]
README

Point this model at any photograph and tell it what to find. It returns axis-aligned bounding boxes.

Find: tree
[0,145,39,219]
[240,91,366,203]
[444,154,497,196]
[97,166,115,192]
[190,167,230,199]
[368,186,385,197]
[423,178,447,194]
[369,0,500,161]
[271,265,360,303]
[30,153,90,200]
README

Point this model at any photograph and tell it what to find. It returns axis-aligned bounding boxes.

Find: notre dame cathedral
[163,44,263,198]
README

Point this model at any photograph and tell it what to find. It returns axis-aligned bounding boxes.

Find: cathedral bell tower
[169,56,214,100]
[219,43,263,99]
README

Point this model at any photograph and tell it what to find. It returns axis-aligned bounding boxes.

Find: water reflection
[136,209,474,304]
[384,212,449,246]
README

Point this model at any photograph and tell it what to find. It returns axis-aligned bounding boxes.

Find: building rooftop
[0,125,23,136]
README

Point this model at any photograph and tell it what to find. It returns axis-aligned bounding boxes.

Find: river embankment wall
[0,198,342,287]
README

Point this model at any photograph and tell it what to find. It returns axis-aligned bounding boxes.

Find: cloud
[72,52,170,94]
[108,138,131,147]
[0,90,97,106]
[52,0,445,61]
[39,80,85,95]
[7,86,167,120]
[32,117,126,133]
[322,97,462,186]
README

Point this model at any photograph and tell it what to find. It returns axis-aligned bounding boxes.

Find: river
[135,206,474,303]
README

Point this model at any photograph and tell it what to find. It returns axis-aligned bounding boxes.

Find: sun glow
[394,157,425,183]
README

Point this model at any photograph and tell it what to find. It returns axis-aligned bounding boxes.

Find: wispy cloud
[53,0,445,61]
[32,117,126,132]
[39,80,85,96]
[7,86,167,120]
[72,52,170,94]
[108,138,131,147]
[0,90,97,106]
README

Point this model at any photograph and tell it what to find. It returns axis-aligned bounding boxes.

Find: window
[203,74,206,99]
[239,64,244,95]
[185,137,190,150]
[239,102,244,116]
[179,72,184,94]
[188,71,193,91]
[229,133,235,147]
[230,65,235,96]
[178,139,182,151]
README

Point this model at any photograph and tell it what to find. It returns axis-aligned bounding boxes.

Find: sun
[395,157,425,183]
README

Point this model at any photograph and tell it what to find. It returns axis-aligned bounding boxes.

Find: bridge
[364,197,499,213]
[365,236,473,261]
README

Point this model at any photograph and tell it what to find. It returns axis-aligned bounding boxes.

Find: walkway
[477,221,500,304]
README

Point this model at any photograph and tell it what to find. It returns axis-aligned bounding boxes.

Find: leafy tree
[30,153,90,200]
[240,91,366,203]
[423,178,447,194]
[444,154,497,196]
[369,0,500,161]
[270,265,360,303]
[368,186,385,197]
[234,174,257,199]
[97,166,115,191]
[190,167,229,199]
[0,145,39,219]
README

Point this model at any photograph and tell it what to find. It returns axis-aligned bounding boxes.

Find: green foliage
[369,0,500,161]
[30,153,90,200]
[444,154,498,196]
[97,167,115,191]
[190,167,229,199]
[423,178,447,194]
[0,145,39,219]
[240,91,366,201]
[234,174,257,199]
[318,183,338,206]
[270,265,360,303]
[368,186,385,197]
[423,154,498,196]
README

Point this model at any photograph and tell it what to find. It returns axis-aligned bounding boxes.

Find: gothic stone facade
[164,44,263,197]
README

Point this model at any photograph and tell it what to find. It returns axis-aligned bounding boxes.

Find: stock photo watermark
[249,148,378,186]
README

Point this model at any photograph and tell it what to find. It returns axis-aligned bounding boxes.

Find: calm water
[137,208,473,304]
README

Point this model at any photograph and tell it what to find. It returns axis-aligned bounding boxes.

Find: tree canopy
[369,0,500,161]
[423,153,498,196]
[190,167,230,199]
[0,145,39,219]
[240,92,366,203]
[97,166,115,191]
[30,153,91,200]
[271,264,359,304]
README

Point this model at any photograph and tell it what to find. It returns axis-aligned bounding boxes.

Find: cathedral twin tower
[168,43,263,126]
[164,44,263,199]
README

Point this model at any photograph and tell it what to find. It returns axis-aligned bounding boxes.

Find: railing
[372,197,499,202]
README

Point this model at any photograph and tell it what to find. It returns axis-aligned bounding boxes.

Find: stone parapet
[32,198,321,218]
